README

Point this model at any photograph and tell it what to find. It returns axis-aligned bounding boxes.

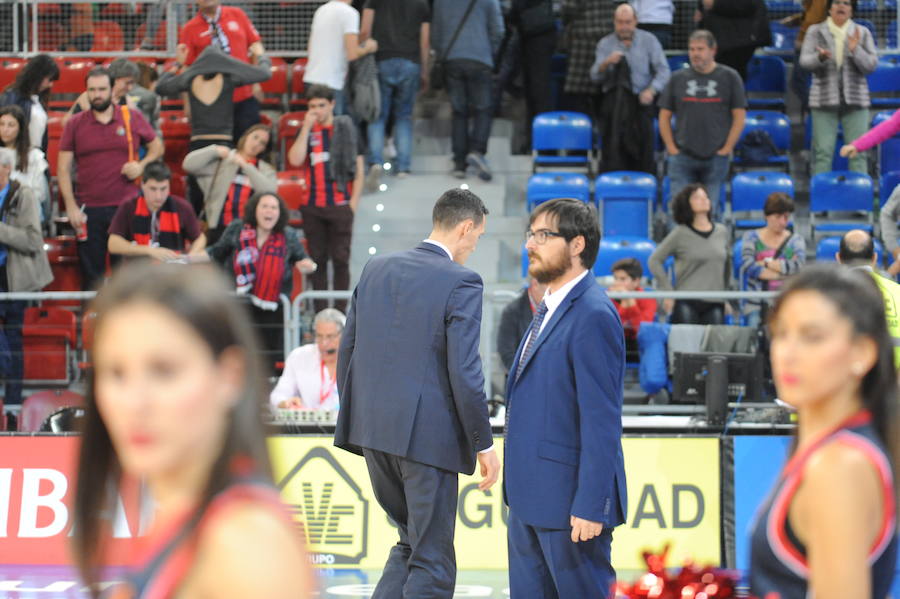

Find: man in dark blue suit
[335,188,501,599]
[505,198,627,598]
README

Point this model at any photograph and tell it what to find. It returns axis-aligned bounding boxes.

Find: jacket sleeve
[799,25,829,73]
[741,230,763,280]
[231,55,273,86]
[648,229,678,290]
[570,304,625,525]
[155,70,188,97]
[446,271,493,453]
[649,37,671,93]
[182,145,223,176]
[286,228,309,263]
[336,284,358,402]
[881,186,900,256]
[0,186,44,253]
[206,220,241,265]
[782,234,806,275]
[243,160,278,194]
[848,26,878,74]
[852,108,900,152]
[497,296,525,371]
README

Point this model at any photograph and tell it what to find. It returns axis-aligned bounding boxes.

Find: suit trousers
[363,448,458,599]
[507,508,615,599]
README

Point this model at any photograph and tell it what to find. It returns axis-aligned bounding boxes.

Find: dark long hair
[769,264,899,456]
[0,105,29,172]
[6,54,59,107]
[671,183,708,226]
[243,191,288,233]
[73,263,274,595]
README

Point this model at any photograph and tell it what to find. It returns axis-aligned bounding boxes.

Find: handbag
[430,0,478,91]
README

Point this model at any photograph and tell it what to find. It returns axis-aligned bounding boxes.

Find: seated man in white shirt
[270,308,345,411]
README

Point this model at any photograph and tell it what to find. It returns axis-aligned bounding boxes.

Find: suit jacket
[504,273,627,529]
[497,289,534,372]
[335,242,494,474]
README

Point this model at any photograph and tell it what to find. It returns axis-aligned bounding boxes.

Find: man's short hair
[838,230,876,265]
[689,29,717,48]
[0,147,15,168]
[530,198,601,269]
[764,192,795,216]
[142,161,171,183]
[432,188,489,230]
[306,84,335,102]
[614,2,637,21]
[314,308,346,330]
[612,257,642,281]
[85,67,112,87]
[108,58,140,82]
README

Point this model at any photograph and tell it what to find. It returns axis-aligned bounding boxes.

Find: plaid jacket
[562,0,613,94]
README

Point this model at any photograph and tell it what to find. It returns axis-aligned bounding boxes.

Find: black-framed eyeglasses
[525,228,565,245]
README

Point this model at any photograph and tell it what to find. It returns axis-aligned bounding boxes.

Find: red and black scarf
[221,159,257,227]
[133,195,183,250]
[233,224,287,311]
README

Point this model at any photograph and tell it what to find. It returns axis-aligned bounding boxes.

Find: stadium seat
[50,59,95,109]
[91,21,125,52]
[521,244,529,278]
[592,236,657,279]
[731,171,795,231]
[815,235,884,264]
[872,110,900,175]
[260,57,289,111]
[867,55,900,109]
[765,1,801,13]
[745,56,787,110]
[596,171,656,238]
[31,21,64,52]
[278,111,307,168]
[160,112,191,174]
[526,173,591,210]
[0,58,24,91]
[170,172,186,199]
[882,171,900,207]
[45,112,65,177]
[734,110,790,167]
[289,58,308,110]
[277,170,308,227]
[22,307,77,385]
[532,111,594,173]
[78,311,97,371]
[889,20,897,49]
[809,171,875,240]
[855,18,877,40]
[766,22,798,52]
[41,236,81,307]
[19,390,84,433]
[134,21,168,51]
[667,55,689,72]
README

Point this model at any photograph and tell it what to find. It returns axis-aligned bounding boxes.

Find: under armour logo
[686,79,718,97]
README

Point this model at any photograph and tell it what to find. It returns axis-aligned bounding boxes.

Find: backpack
[736,129,780,163]
[347,54,381,123]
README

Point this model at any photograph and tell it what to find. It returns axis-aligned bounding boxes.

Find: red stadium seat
[52,58,95,95]
[161,112,191,174]
[0,59,25,92]
[260,57,289,111]
[31,22,64,52]
[289,59,307,110]
[45,112,66,177]
[135,21,167,52]
[78,310,97,370]
[169,172,186,198]
[277,170,308,220]
[19,390,84,432]
[22,307,77,385]
[91,21,125,52]
[277,111,306,168]
[42,236,82,306]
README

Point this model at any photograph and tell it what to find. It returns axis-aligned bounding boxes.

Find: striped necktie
[514,300,548,383]
[205,8,231,55]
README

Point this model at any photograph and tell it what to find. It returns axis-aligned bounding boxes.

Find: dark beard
[90,98,112,112]
[528,251,571,284]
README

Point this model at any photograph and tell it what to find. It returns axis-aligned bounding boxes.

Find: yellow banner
[268,436,720,570]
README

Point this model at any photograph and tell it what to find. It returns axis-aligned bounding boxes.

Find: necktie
[514,300,548,383]
[205,8,231,54]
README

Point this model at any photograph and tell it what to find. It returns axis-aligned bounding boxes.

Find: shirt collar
[423,239,453,261]
[542,269,589,312]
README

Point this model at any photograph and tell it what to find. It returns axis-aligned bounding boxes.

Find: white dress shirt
[269,344,339,410]
[423,238,453,260]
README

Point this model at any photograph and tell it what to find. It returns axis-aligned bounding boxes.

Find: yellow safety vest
[870,272,900,369]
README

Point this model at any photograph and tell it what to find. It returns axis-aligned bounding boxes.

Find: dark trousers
[78,205,121,291]
[299,204,353,313]
[0,269,25,405]
[521,30,557,147]
[716,46,756,82]
[187,138,233,217]
[248,302,284,367]
[507,509,615,599]
[672,300,725,325]
[232,96,262,142]
[363,448,459,599]
[445,60,494,169]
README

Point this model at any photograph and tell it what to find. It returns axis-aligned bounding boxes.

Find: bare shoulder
[802,439,883,516]
[189,500,313,598]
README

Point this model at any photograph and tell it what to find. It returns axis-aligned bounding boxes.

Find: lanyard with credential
[319,360,337,406]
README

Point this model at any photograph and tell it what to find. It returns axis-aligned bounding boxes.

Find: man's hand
[606,51,624,66]
[638,88,655,105]
[817,46,832,61]
[840,143,859,158]
[362,38,378,54]
[570,516,603,543]
[121,161,144,180]
[716,145,733,156]
[296,258,317,274]
[175,43,189,66]
[148,247,179,262]
[303,110,318,129]
[477,449,500,491]
[665,144,680,156]
[278,397,304,409]
[848,28,861,52]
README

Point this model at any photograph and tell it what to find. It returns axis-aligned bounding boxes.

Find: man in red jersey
[178,0,266,140]
[287,84,364,314]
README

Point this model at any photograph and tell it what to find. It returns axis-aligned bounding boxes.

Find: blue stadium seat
[809,171,875,239]
[889,20,897,49]
[882,171,900,208]
[731,171,795,231]
[867,55,900,108]
[765,1,801,13]
[735,110,791,167]
[592,236,657,279]
[596,171,657,238]
[855,18,877,39]
[816,236,884,264]
[856,0,878,11]
[667,55,689,73]
[872,110,900,175]
[521,244,528,278]
[526,173,592,211]
[745,56,787,110]
[532,111,594,173]
[766,22,798,52]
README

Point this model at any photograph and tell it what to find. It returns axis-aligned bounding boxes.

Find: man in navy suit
[335,188,501,599]
[505,197,627,598]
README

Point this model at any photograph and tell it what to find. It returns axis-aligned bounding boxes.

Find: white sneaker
[384,138,397,160]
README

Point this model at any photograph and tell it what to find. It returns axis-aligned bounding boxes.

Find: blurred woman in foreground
[750,264,897,598]
[72,262,313,599]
